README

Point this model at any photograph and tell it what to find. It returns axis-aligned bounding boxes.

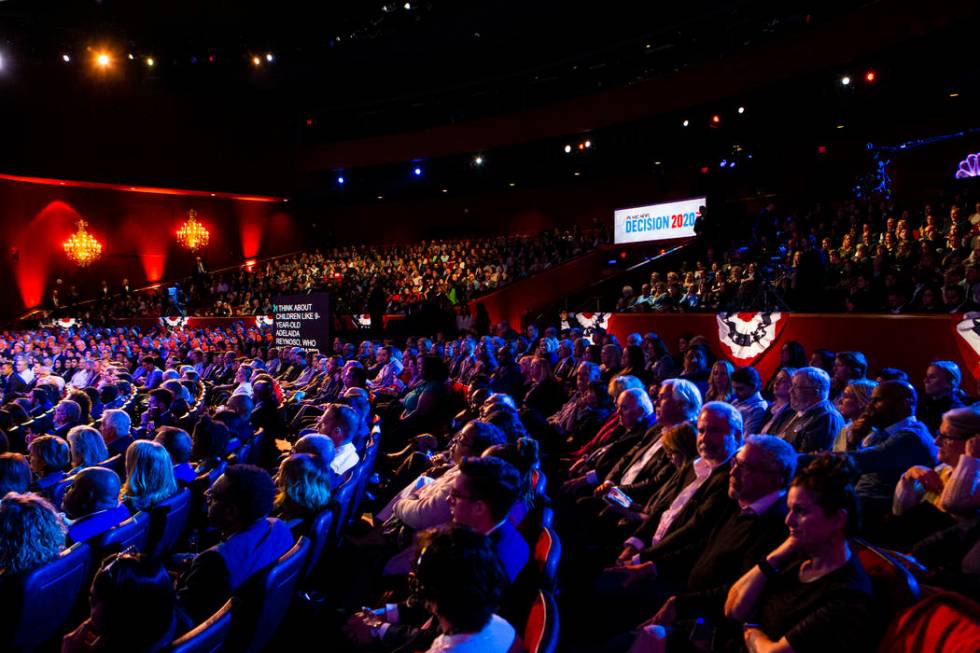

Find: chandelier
[176,209,210,251]
[63,220,103,267]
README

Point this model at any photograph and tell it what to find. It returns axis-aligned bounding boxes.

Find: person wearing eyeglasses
[894,404,979,514]
[176,464,294,625]
[775,367,844,453]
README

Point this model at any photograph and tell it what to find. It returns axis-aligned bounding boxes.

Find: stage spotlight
[404,2,412,9]
[737,106,745,114]
[949,92,960,98]
[146,57,155,67]
[474,155,484,166]
[711,114,721,124]
[441,188,448,193]
[96,53,111,68]
[337,176,345,185]
[62,54,71,63]
[413,167,422,176]
[682,119,689,127]
[584,140,592,148]
[508,182,516,187]
[840,75,851,86]
[564,144,572,153]
[578,143,585,151]
[864,70,876,83]
[720,160,728,167]
[266,53,274,62]
[127,53,135,61]
[252,56,262,66]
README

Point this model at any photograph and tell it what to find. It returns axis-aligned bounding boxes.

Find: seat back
[523,589,559,653]
[331,476,358,540]
[876,590,980,653]
[51,476,73,511]
[230,536,310,653]
[11,543,93,652]
[854,539,921,618]
[92,512,151,564]
[98,453,126,478]
[301,507,335,581]
[169,599,233,653]
[148,488,192,560]
[533,527,561,591]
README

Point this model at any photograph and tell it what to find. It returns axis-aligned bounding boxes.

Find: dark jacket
[777,400,844,453]
[177,517,294,624]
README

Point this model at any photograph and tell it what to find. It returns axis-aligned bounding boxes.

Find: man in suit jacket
[776,367,844,453]
[101,409,134,458]
[63,466,130,544]
[560,388,657,497]
[177,464,295,624]
[139,356,164,390]
[596,435,796,642]
[597,379,704,507]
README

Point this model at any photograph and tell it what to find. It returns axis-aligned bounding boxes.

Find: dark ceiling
[0,0,974,201]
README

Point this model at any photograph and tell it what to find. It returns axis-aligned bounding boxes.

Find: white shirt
[232,381,253,398]
[620,439,664,486]
[427,614,516,653]
[651,456,717,545]
[331,442,359,477]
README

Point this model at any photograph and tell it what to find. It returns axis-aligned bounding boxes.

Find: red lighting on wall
[0,173,284,203]
[817,145,827,154]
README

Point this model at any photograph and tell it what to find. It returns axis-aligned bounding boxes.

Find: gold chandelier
[63,220,103,267]
[176,209,210,251]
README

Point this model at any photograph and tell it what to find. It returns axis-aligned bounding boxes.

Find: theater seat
[854,538,921,618]
[51,476,72,511]
[299,507,335,581]
[97,453,126,478]
[169,599,233,653]
[876,591,980,653]
[7,542,92,653]
[533,527,561,592]
[331,476,358,542]
[147,488,192,560]
[523,589,559,653]
[229,536,310,653]
[94,511,151,557]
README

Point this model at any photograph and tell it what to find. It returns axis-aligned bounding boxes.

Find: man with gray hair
[774,367,844,453]
[610,435,795,642]
[101,408,134,458]
[620,401,742,565]
[561,387,656,496]
[590,379,703,507]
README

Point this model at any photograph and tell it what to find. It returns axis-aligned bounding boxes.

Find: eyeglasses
[936,433,968,444]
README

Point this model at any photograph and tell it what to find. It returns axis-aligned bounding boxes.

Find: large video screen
[613,197,705,244]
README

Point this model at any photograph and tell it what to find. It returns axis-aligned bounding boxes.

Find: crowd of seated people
[0,316,977,652]
[616,195,980,313]
[44,225,606,322]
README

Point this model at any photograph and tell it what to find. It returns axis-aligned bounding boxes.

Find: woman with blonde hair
[120,440,178,513]
[705,360,735,403]
[273,452,333,524]
[833,379,878,452]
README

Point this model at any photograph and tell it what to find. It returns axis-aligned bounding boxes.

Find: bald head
[868,380,917,428]
[63,466,121,520]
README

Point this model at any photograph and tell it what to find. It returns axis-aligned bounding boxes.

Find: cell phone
[604,486,633,509]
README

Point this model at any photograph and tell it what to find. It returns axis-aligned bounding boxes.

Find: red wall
[608,313,980,390]
[0,180,300,315]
